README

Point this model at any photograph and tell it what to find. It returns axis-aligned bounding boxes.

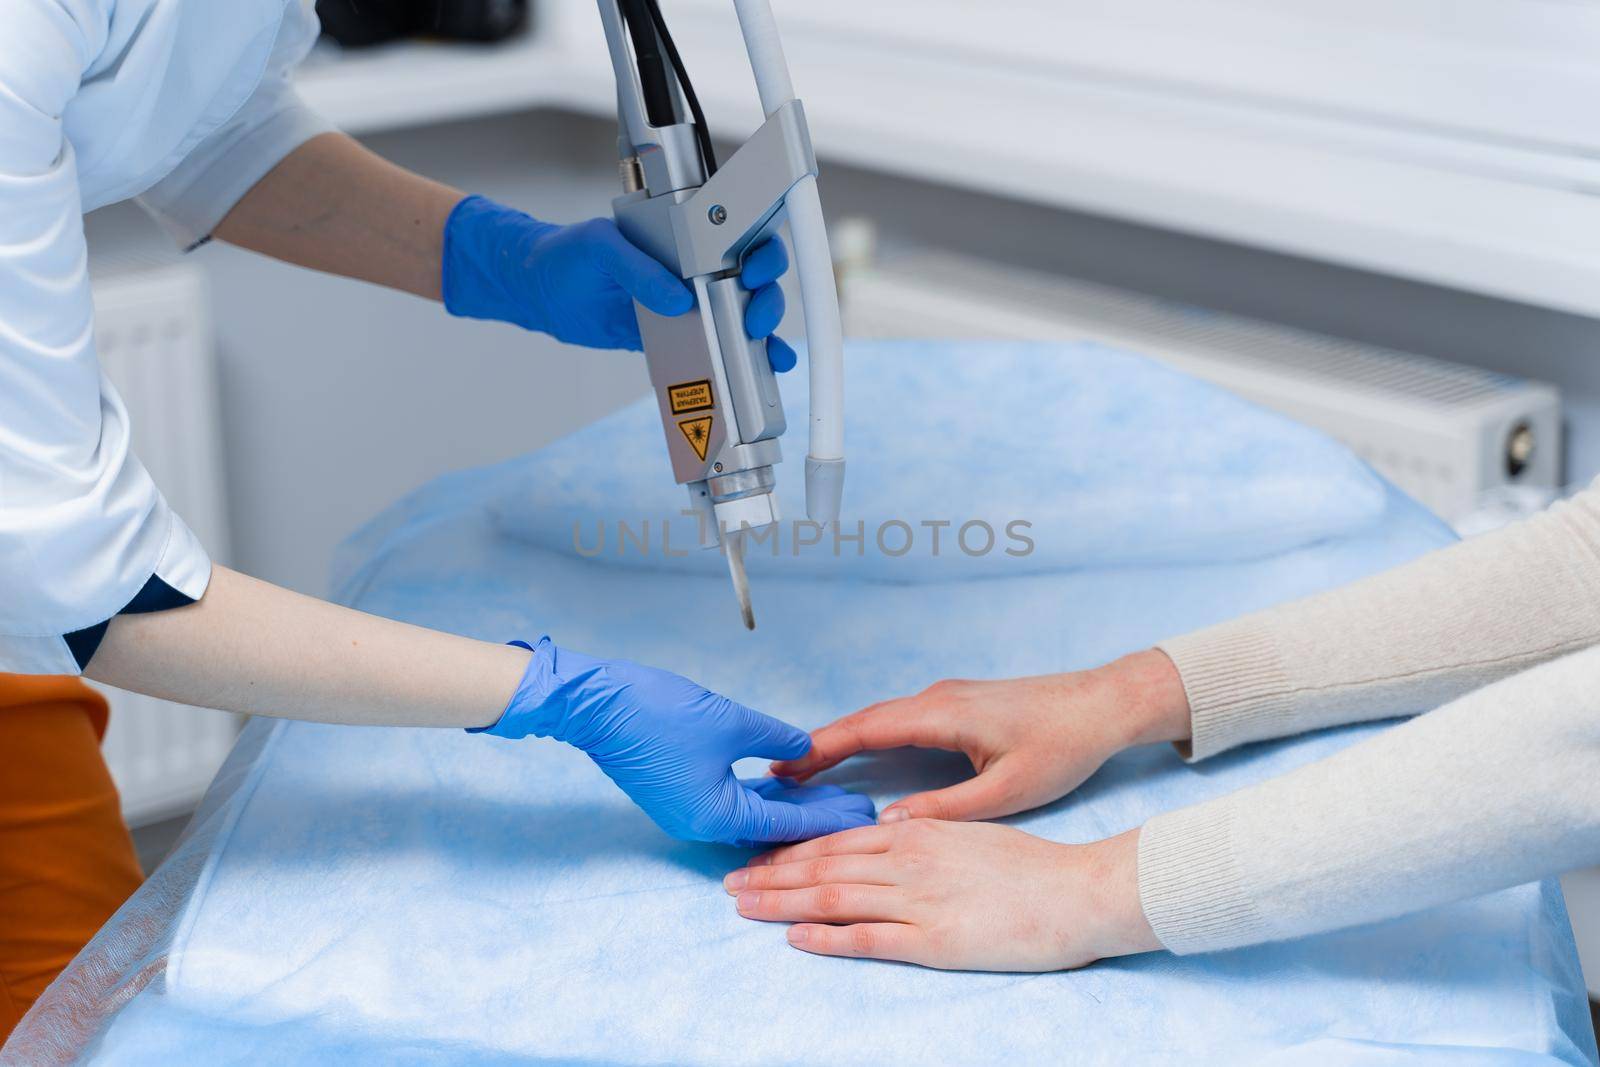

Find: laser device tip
[724,531,755,630]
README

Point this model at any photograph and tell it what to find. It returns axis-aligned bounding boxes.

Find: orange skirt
[0,675,142,1044]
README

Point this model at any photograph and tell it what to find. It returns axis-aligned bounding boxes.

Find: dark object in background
[315,0,530,48]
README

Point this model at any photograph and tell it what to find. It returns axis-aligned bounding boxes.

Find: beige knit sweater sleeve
[1136,479,1600,954]
[1161,480,1600,762]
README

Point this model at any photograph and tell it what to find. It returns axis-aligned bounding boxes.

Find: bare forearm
[213,132,462,300]
[85,566,527,729]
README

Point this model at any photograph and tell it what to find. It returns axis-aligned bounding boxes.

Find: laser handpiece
[595,0,846,630]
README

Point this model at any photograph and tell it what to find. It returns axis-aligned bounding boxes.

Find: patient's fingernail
[724,870,749,893]
[880,807,909,823]
[737,892,761,912]
[788,926,809,944]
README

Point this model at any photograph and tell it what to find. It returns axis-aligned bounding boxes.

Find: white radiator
[840,249,1563,526]
[87,257,240,826]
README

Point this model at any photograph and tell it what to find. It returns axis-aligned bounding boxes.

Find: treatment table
[10,342,1598,1065]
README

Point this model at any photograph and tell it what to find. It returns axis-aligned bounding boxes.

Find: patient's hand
[771,650,1191,823]
[724,820,1161,970]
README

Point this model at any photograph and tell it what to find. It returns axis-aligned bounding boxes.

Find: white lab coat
[0,0,331,673]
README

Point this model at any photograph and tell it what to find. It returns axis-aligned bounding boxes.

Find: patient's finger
[770,698,953,780]
[749,824,893,867]
[879,770,1019,824]
[736,884,904,924]
[786,923,926,965]
[726,854,895,894]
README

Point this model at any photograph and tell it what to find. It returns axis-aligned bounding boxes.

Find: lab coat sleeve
[137,0,335,250]
[1137,643,1600,954]
[0,3,211,675]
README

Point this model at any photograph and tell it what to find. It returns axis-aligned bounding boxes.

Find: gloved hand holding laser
[598,0,847,630]
[441,195,794,363]
[473,638,874,846]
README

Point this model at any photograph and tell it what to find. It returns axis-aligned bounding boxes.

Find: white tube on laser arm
[732,0,845,523]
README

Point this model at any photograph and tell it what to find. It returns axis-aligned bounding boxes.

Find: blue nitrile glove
[474,639,874,846]
[442,195,797,370]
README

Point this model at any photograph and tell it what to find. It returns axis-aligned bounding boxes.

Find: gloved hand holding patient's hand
[475,638,874,846]
[441,195,797,370]
[772,650,1190,823]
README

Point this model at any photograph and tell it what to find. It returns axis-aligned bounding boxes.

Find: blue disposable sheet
[13,342,1596,1065]
[484,340,1391,581]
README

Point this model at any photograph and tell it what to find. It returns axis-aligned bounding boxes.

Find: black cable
[618,0,676,129]
[643,0,719,177]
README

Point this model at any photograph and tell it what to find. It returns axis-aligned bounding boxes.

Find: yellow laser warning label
[667,379,714,415]
[678,415,714,462]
